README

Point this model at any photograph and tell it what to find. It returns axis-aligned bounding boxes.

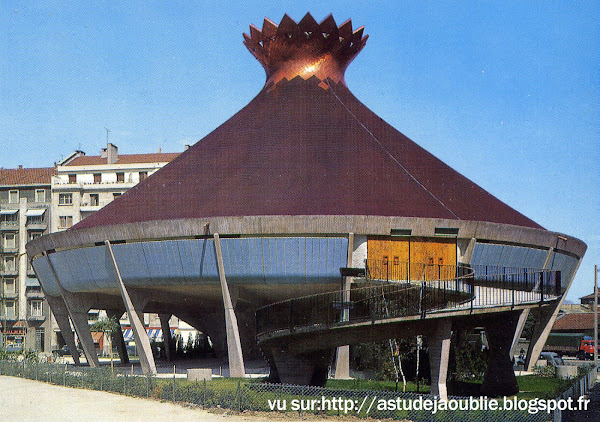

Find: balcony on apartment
[1,290,18,300]
[25,279,44,299]
[0,314,18,322]
[0,209,19,231]
[25,208,48,230]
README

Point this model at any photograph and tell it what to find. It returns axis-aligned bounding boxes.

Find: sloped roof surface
[73,76,542,230]
[552,313,596,331]
[65,153,180,166]
[0,167,55,186]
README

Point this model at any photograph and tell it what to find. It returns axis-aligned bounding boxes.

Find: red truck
[544,333,596,359]
[578,338,596,360]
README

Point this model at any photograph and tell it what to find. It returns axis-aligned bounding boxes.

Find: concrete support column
[159,313,173,362]
[214,233,245,378]
[510,248,553,358]
[271,348,334,386]
[428,319,452,400]
[510,309,530,359]
[481,312,520,397]
[45,254,99,367]
[335,232,354,379]
[106,309,128,364]
[178,312,227,357]
[105,241,156,375]
[525,257,582,370]
[45,295,80,365]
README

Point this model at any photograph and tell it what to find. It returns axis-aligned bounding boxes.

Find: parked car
[538,351,565,367]
[3,345,23,353]
[52,345,81,357]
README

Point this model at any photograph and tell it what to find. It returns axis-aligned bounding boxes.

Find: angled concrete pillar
[335,232,354,379]
[428,319,452,400]
[510,248,553,358]
[214,233,245,378]
[481,312,519,397]
[525,257,582,371]
[45,295,80,365]
[45,254,99,367]
[105,241,156,375]
[510,309,530,359]
[106,309,129,364]
[159,313,173,362]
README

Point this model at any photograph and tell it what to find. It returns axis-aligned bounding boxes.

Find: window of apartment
[93,173,101,184]
[4,256,16,271]
[59,216,73,229]
[5,301,15,317]
[29,231,41,242]
[68,174,76,184]
[58,193,73,205]
[4,233,16,249]
[35,189,46,203]
[116,172,125,183]
[113,192,122,199]
[30,300,43,317]
[139,171,148,181]
[89,193,99,206]
[4,278,15,294]
[8,190,19,204]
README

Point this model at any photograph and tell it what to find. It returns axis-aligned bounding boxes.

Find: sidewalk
[0,376,273,422]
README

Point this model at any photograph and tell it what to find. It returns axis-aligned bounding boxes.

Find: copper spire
[243,13,368,89]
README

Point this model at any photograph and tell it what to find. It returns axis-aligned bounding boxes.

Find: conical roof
[74,14,542,231]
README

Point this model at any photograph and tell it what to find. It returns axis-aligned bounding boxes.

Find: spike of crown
[243,13,368,90]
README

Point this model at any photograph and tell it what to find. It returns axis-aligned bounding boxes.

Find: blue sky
[1,1,597,301]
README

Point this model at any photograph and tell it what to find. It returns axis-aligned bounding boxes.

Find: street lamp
[595,265,598,367]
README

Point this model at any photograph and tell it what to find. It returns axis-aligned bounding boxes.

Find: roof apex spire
[243,13,368,89]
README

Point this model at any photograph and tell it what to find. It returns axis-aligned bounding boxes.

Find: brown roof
[73,77,542,230]
[0,167,55,186]
[552,313,597,331]
[65,153,180,166]
[71,15,542,231]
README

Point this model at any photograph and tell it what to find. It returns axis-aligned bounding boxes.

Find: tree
[90,315,120,372]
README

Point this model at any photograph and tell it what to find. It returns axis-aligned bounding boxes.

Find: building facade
[51,144,180,232]
[0,167,55,352]
[1,145,180,353]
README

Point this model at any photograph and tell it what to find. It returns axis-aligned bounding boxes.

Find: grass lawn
[516,375,575,399]
[326,378,431,393]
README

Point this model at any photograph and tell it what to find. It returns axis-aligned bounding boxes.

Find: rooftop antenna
[105,127,110,145]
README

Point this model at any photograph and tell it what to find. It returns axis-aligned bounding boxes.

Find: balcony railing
[27,314,45,321]
[256,262,562,337]
[1,292,18,300]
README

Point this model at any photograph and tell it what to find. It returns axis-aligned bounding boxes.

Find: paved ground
[0,376,280,422]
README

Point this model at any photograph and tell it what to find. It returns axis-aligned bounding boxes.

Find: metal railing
[256,263,562,337]
[0,360,560,421]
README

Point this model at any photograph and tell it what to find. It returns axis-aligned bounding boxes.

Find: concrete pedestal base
[481,312,520,397]
[271,349,334,386]
[187,368,213,381]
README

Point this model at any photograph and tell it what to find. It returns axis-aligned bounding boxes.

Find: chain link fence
[1,360,586,421]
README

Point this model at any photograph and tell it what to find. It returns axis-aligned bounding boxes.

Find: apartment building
[1,144,181,353]
[52,143,180,232]
[0,166,55,352]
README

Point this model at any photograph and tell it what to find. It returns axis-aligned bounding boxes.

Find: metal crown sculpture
[243,13,368,89]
